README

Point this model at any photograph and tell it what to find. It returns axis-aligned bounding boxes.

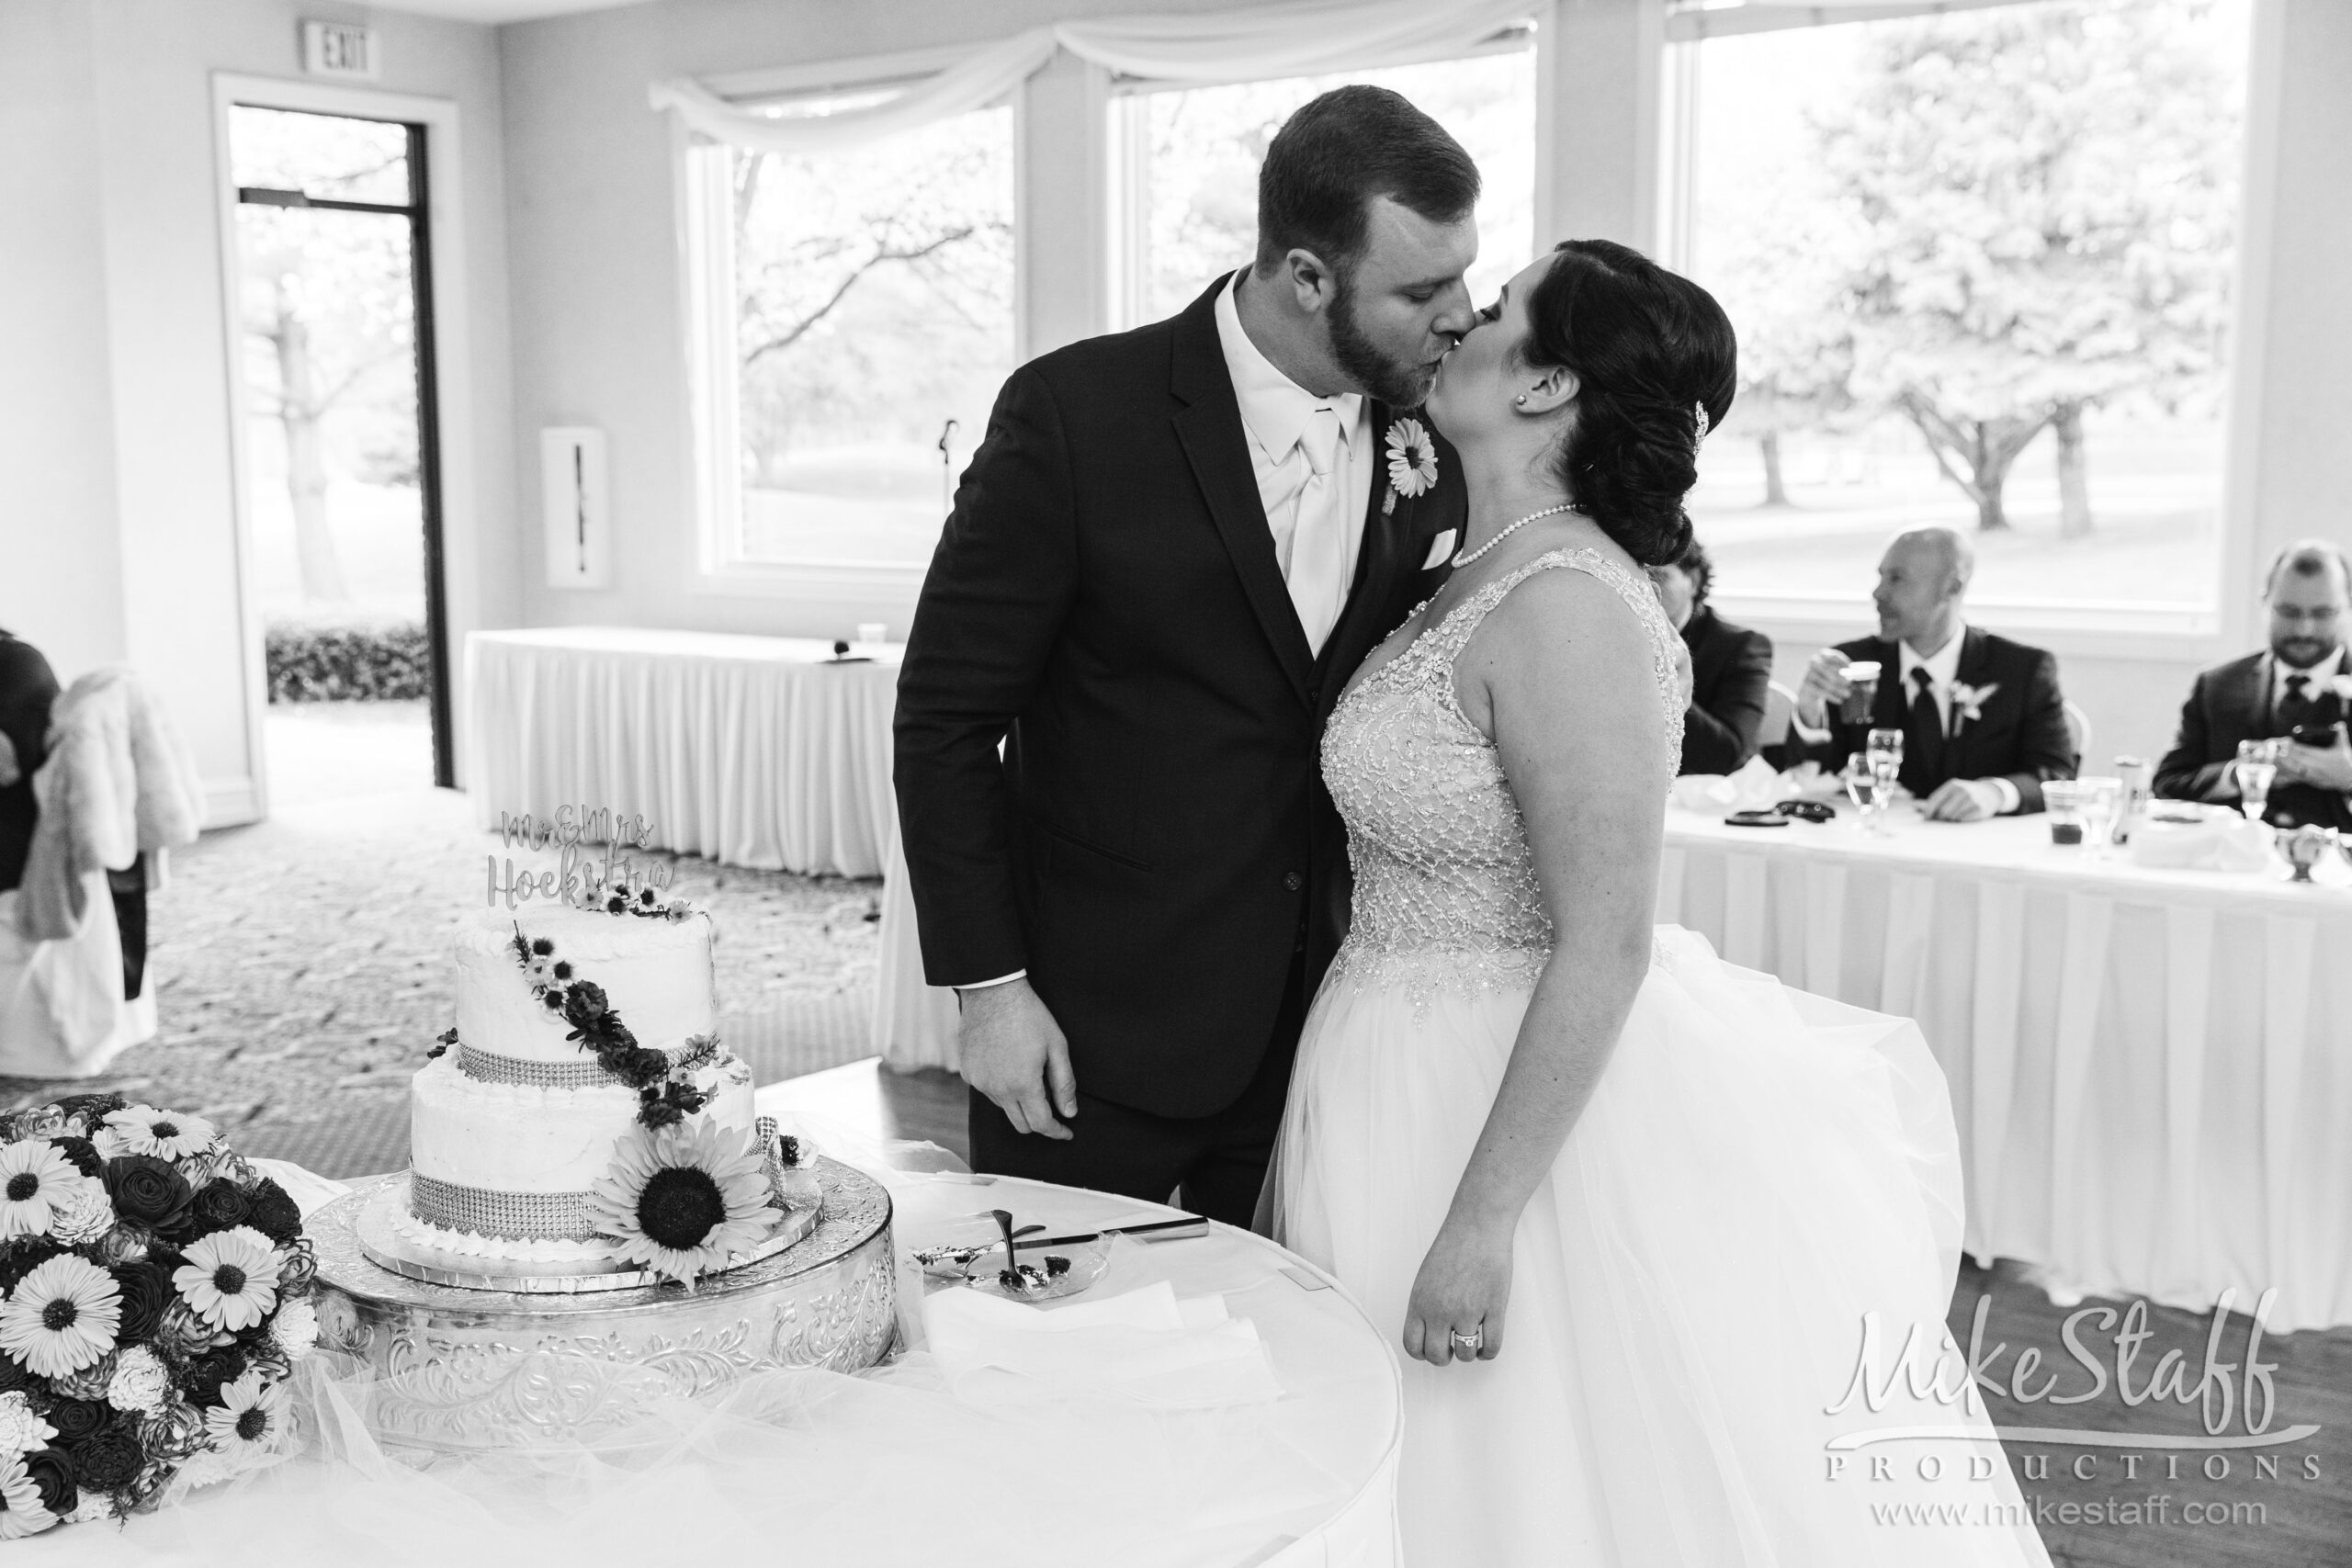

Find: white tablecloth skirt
[466,627,899,877]
[1660,809,2352,1333]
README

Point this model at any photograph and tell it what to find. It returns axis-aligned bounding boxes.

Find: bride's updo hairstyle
[1520,240,1736,568]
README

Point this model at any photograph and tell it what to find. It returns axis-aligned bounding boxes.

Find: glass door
[229,106,451,794]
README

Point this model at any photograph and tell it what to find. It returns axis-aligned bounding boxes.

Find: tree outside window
[1684,0,2249,614]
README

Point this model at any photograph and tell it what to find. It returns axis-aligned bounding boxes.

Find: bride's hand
[1402,1215,1514,1366]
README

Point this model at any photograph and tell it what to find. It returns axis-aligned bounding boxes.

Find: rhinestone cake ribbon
[456,1037,717,1090]
[407,1171,601,1242]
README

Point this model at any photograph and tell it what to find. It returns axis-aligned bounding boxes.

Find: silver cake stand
[311,1156,897,1452]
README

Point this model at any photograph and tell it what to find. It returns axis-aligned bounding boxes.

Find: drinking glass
[1842,755,1885,832]
[2042,780,2093,846]
[2236,739,2280,824]
[1865,728,1905,810]
[2076,776,2123,852]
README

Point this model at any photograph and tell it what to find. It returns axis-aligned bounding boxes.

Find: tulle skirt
[1271,927,2052,1568]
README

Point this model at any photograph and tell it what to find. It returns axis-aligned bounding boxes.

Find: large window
[1676,0,2251,620]
[1111,44,1535,330]
[690,102,1014,572]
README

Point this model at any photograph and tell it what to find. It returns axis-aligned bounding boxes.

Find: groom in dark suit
[2155,539,2352,829]
[1789,526,2076,817]
[894,88,1476,1223]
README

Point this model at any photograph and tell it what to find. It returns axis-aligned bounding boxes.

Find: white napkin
[2128,815,2278,874]
[1669,755,1791,815]
[922,1280,1283,1409]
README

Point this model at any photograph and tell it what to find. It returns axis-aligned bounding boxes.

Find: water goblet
[1842,755,1885,832]
[2235,739,2280,824]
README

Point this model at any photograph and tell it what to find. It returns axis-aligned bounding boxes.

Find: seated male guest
[2155,539,2352,830]
[1649,538,1773,774]
[1790,526,2076,818]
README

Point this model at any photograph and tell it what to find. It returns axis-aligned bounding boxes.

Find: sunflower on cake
[397,866,817,1287]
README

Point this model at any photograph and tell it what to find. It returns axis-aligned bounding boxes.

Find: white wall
[0,2,131,688]
[0,0,518,821]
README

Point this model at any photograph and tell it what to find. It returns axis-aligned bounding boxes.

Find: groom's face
[1325,197,1479,408]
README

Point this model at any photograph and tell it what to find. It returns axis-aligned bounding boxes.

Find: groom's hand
[957,978,1079,1140]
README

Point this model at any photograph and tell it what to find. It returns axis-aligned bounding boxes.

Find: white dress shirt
[959,274,1374,995]
[1214,272,1371,656]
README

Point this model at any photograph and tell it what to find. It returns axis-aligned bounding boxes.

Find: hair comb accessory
[1692,400,1711,449]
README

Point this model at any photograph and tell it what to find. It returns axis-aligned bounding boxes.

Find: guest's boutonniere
[1382,417,1439,516]
[1950,681,1999,730]
[2328,673,2352,705]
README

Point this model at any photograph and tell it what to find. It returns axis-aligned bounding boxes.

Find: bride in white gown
[1267,240,2052,1567]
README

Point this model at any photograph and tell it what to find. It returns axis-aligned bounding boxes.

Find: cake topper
[484,804,686,912]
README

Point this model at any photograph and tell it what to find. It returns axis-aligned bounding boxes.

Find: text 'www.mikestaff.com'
[1871,1496,2270,1528]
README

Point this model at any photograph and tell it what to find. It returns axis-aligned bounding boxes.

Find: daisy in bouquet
[0,1093,319,1536]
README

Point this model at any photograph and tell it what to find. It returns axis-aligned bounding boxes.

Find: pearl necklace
[1450,502,1580,569]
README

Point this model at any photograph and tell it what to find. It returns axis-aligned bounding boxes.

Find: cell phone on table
[1723,809,1790,829]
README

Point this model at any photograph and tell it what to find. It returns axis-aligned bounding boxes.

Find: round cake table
[21,1169,1404,1568]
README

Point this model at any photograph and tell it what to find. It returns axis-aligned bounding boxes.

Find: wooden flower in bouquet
[0,1094,319,1536]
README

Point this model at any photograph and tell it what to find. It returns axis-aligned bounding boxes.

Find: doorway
[226,103,452,799]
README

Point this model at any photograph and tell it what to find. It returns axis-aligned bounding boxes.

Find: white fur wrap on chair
[0,669,204,1075]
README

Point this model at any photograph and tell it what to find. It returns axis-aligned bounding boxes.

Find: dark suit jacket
[1791,627,2076,812]
[1678,606,1772,775]
[894,276,1462,1118]
[0,633,59,893]
[2154,651,2352,830]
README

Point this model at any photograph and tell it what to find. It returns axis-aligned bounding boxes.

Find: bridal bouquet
[0,1094,320,1536]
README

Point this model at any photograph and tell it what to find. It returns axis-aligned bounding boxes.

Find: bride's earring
[1514,394,1528,406]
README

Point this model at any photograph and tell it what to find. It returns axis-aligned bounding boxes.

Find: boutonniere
[1382,417,1438,516]
[1950,681,1999,728]
[2329,673,2352,705]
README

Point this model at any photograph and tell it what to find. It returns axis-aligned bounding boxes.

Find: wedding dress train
[1270,547,2051,1567]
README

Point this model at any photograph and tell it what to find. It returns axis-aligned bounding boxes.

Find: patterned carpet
[0,709,886,1177]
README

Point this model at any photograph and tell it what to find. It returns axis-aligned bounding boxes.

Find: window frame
[679,72,1021,600]
[1656,0,2264,655]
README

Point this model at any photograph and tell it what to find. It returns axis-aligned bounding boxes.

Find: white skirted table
[1659,804,2352,1333]
[465,627,900,877]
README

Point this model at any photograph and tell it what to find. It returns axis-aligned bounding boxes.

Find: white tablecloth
[465,627,899,877]
[1660,805,2352,1333]
[29,1168,1401,1568]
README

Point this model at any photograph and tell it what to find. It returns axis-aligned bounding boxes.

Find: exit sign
[301,20,379,80]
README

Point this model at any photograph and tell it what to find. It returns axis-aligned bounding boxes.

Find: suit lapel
[1170,276,1316,705]
[1946,626,1992,766]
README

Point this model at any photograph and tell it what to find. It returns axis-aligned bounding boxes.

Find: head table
[465,626,901,878]
[21,1168,1402,1567]
[1658,802,2352,1334]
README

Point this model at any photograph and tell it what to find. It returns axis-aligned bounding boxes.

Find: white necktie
[1288,406,1348,655]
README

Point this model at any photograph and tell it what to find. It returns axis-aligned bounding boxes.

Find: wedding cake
[394,888,786,1277]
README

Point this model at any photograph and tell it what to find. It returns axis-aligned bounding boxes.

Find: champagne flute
[2236,738,2280,824]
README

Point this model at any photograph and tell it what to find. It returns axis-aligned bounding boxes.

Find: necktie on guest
[2279,671,2312,729]
[1907,667,1947,786]
[1286,406,1349,656]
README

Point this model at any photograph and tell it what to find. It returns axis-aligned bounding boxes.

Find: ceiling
[364,0,650,24]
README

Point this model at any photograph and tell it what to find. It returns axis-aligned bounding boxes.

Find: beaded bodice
[1322,547,1683,1002]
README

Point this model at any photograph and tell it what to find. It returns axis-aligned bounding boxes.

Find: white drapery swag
[648,0,1538,156]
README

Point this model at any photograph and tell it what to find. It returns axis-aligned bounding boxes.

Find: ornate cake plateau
[311,1156,898,1451]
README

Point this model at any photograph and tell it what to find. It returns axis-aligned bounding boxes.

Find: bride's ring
[1448,1326,1484,1355]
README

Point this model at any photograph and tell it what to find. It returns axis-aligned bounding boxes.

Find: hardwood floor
[769,1058,2351,1568]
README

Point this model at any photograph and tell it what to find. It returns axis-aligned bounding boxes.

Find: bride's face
[1426,253,1560,446]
